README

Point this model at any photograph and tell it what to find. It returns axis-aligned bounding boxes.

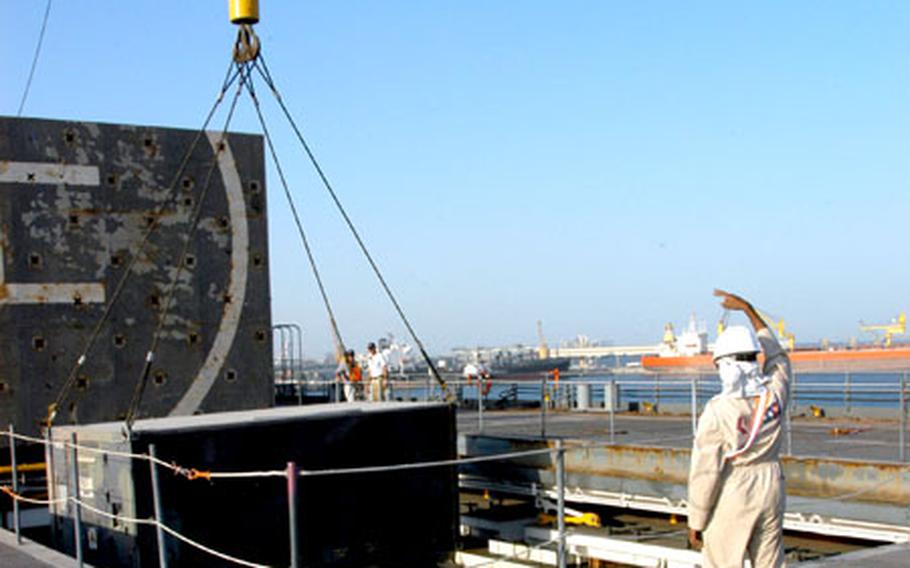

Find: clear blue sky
[3,2,908,358]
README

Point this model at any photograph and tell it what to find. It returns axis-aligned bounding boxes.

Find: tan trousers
[702,462,786,568]
[369,378,388,401]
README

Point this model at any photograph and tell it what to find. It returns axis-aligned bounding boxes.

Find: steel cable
[252,56,448,393]
[49,60,241,426]
[17,0,53,116]
[241,61,348,360]
[124,61,249,431]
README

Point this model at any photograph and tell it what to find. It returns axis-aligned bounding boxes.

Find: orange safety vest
[350,364,363,383]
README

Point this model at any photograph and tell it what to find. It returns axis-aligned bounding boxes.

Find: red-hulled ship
[641,313,910,373]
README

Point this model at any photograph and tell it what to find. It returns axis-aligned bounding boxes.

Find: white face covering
[716,356,765,398]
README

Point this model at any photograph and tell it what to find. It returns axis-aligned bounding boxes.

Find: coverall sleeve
[687,403,726,531]
[757,328,792,409]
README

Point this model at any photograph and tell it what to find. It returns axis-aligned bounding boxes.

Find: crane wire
[252,56,448,392]
[17,0,52,117]
[124,62,249,431]
[48,60,241,426]
[242,61,348,361]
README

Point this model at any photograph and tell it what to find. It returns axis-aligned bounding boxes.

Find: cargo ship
[641,313,910,373]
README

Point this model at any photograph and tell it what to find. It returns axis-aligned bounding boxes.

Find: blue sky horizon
[3,2,908,359]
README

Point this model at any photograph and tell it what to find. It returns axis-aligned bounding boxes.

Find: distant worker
[687,290,792,567]
[335,349,363,402]
[366,341,390,401]
[462,361,491,384]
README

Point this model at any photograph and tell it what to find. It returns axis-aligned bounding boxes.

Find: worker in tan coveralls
[687,290,792,567]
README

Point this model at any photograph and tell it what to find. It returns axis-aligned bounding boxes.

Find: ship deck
[457,407,907,462]
[0,528,90,568]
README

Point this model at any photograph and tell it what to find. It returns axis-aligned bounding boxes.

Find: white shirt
[462,363,489,378]
[367,351,388,379]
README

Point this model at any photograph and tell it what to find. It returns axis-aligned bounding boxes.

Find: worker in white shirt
[687,289,792,567]
[366,341,390,401]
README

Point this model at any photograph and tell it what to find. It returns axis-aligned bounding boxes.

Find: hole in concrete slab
[32,336,46,351]
[222,293,232,304]
[106,173,118,187]
[248,180,261,193]
[254,329,267,343]
[143,137,158,157]
[144,215,156,228]
[153,370,168,386]
[181,176,195,191]
[252,253,264,268]
[28,253,42,269]
[217,216,230,229]
[188,331,201,345]
[113,334,126,348]
[26,172,36,182]
[185,254,196,268]
[183,196,193,208]
[63,129,76,144]
[73,293,84,307]
[69,214,80,227]
[249,195,263,217]
[0,382,8,394]
[76,375,89,390]
[147,294,161,309]
[225,369,238,382]
[110,254,123,267]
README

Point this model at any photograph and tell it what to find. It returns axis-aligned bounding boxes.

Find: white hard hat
[712,325,760,361]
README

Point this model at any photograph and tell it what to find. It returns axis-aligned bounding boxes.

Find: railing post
[608,381,615,445]
[478,381,484,434]
[287,461,299,568]
[556,439,566,568]
[690,377,698,437]
[844,372,852,416]
[8,425,21,543]
[786,371,795,456]
[148,444,168,568]
[70,433,84,568]
[900,373,907,463]
[540,376,547,439]
[655,374,661,412]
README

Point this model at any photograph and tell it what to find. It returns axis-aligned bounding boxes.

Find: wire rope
[124,61,248,430]
[17,0,53,116]
[251,56,447,392]
[241,62,347,360]
[48,60,241,426]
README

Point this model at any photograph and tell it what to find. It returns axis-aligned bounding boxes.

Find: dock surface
[457,408,908,462]
[0,528,91,568]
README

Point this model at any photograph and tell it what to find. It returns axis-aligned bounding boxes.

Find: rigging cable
[48,60,242,427]
[124,62,249,431]
[17,0,53,116]
[242,60,348,360]
[252,56,448,392]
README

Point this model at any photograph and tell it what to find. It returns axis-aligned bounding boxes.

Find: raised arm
[714,289,767,333]
[713,289,791,401]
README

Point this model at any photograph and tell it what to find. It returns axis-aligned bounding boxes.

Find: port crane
[860,312,906,347]
[718,309,796,350]
[537,320,550,359]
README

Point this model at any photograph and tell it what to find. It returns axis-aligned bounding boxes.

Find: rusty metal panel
[0,116,273,436]
[460,435,910,527]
